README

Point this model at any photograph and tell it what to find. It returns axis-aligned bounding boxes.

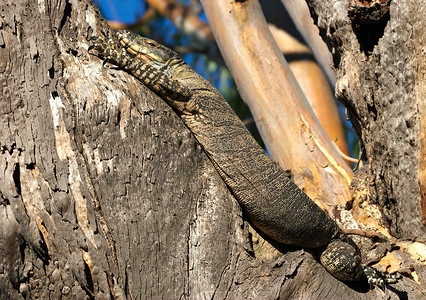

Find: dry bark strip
[0,0,423,298]
[305,0,425,239]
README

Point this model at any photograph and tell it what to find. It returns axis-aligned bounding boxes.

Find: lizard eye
[146,41,157,47]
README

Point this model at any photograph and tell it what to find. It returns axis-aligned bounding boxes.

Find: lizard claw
[89,35,101,41]
[88,36,104,52]
[88,36,107,54]
[87,44,96,52]
[363,265,401,290]
[88,36,120,65]
[89,35,130,69]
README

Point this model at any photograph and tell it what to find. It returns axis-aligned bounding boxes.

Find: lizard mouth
[118,35,159,63]
[128,47,154,63]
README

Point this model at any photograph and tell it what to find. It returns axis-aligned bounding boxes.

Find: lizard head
[116,29,180,71]
[319,238,363,282]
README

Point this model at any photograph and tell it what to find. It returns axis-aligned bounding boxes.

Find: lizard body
[89,30,399,287]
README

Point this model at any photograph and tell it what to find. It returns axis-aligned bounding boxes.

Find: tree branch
[200,0,353,208]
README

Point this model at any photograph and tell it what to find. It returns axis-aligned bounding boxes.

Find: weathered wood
[200,0,353,210]
[0,0,423,299]
[0,1,242,298]
[305,0,426,239]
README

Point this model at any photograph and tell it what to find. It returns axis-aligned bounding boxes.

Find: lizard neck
[167,58,216,92]
[165,58,189,77]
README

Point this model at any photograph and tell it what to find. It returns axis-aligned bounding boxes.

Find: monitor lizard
[88,30,400,288]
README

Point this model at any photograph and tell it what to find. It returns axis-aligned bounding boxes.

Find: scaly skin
[89,30,400,287]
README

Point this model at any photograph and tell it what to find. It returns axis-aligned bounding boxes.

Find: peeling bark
[0,0,423,299]
[0,1,241,298]
[201,0,353,210]
[305,0,425,238]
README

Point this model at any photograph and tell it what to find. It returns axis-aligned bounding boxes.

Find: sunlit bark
[201,0,353,208]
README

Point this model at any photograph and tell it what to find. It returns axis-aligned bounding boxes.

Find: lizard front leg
[89,36,192,105]
[88,32,402,290]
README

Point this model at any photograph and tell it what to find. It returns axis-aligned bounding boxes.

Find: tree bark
[0,0,423,299]
[0,1,244,298]
[305,0,426,239]
[200,0,353,210]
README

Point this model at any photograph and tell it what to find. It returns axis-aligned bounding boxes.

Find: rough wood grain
[305,0,426,239]
[0,1,242,298]
[0,0,423,298]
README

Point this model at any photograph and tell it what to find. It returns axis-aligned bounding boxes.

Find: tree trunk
[0,0,423,299]
[305,0,425,239]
